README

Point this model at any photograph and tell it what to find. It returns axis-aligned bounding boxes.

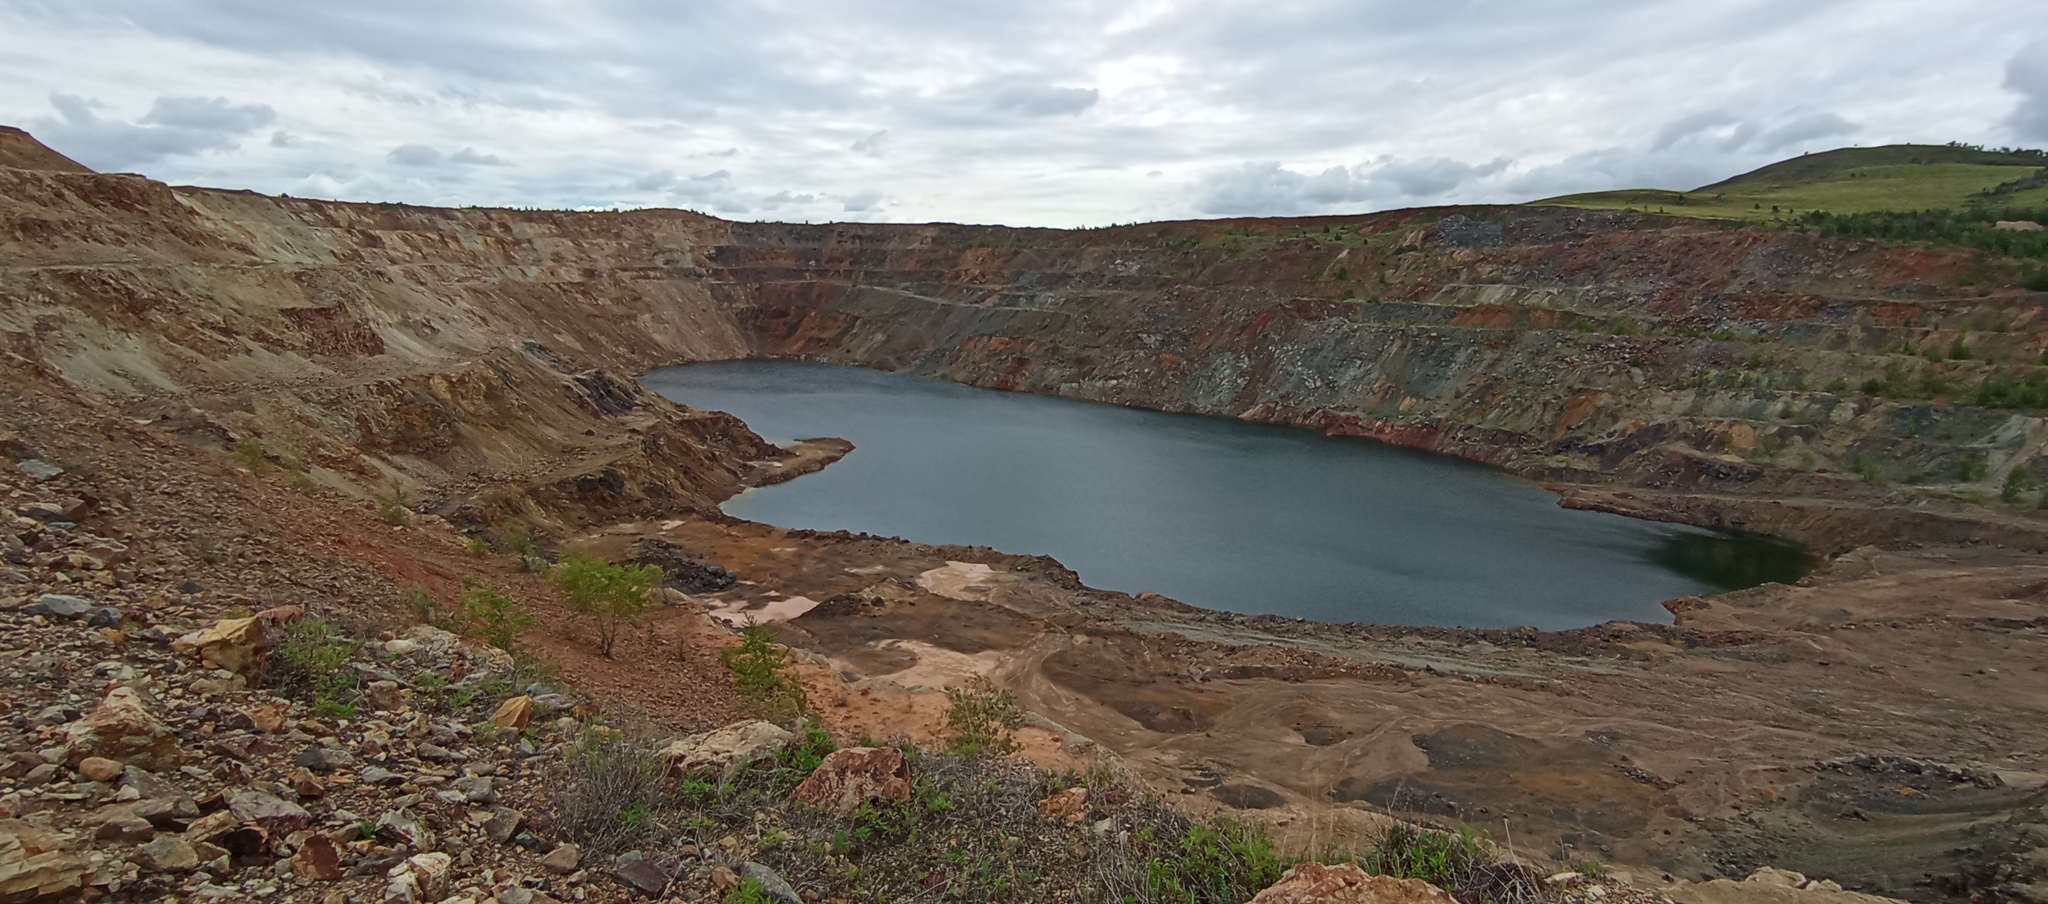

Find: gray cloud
[1,0,2038,224]
[26,93,275,170]
[386,144,443,167]
[2009,40,2048,142]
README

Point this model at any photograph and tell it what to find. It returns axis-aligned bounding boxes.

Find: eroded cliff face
[0,133,773,529]
[720,216,2048,551]
[5,128,2048,549]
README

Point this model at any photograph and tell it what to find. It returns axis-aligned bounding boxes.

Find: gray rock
[540,842,582,874]
[376,809,433,849]
[16,460,63,481]
[612,852,669,897]
[86,608,123,628]
[293,748,354,773]
[742,862,803,903]
[416,743,465,764]
[529,694,573,718]
[450,775,495,803]
[26,594,92,619]
[95,815,156,843]
[482,807,522,844]
[360,766,406,787]
[130,796,200,829]
[134,836,200,873]
[227,790,311,834]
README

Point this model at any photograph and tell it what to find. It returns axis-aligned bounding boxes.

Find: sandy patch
[707,594,820,627]
[916,561,1001,601]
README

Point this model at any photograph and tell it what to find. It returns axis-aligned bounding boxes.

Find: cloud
[624,170,677,191]
[1756,112,1859,152]
[850,130,888,157]
[386,144,443,166]
[1193,156,1510,216]
[449,147,509,166]
[26,93,276,171]
[841,190,885,212]
[0,0,2033,224]
[2008,40,2048,142]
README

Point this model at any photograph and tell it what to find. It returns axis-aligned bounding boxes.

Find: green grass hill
[1535,143,2048,221]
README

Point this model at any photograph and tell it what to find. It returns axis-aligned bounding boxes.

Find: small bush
[271,619,363,717]
[943,675,1024,759]
[1959,454,1990,482]
[2005,467,2038,504]
[1143,819,1284,904]
[555,730,666,854]
[1358,824,1546,904]
[779,720,837,772]
[402,584,442,627]
[466,536,491,556]
[551,551,661,659]
[230,435,268,472]
[503,522,537,557]
[722,621,808,724]
[724,879,775,904]
[459,583,534,652]
[376,481,411,526]
[1853,453,1887,486]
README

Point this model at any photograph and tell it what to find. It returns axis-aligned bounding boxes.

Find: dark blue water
[642,360,1808,629]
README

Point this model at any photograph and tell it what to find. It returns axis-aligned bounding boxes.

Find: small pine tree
[721,621,807,723]
[459,583,534,652]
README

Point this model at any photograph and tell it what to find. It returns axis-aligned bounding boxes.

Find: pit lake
[642,360,1810,629]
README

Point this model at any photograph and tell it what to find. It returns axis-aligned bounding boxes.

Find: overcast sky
[2,1,2044,227]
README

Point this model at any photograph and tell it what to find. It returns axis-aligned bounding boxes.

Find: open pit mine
[2,123,2046,903]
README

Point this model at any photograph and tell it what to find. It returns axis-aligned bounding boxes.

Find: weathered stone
[612,852,669,897]
[64,686,184,772]
[361,766,406,787]
[15,460,62,481]
[790,747,913,818]
[0,819,88,899]
[481,807,522,844]
[179,607,301,675]
[488,695,534,730]
[95,814,156,843]
[243,701,291,734]
[130,796,199,830]
[1249,863,1457,904]
[660,720,793,778]
[711,865,741,893]
[376,809,433,849]
[77,756,124,783]
[741,862,803,903]
[1039,786,1089,824]
[295,747,354,773]
[292,833,345,881]
[228,790,312,835]
[417,742,465,764]
[25,594,91,620]
[132,836,200,873]
[366,681,411,713]
[540,842,582,874]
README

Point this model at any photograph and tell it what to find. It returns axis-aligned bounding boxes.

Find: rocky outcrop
[1249,863,1457,904]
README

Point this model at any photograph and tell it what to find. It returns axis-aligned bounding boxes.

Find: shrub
[271,619,363,718]
[551,551,661,659]
[402,584,441,627]
[555,730,666,854]
[1959,454,1990,482]
[1853,453,1887,486]
[1358,824,1546,904]
[466,536,491,556]
[230,435,268,472]
[459,583,534,652]
[722,621,808,723]
[1143,819,1284,904]
[503,522,537,557]
[942,675,1024,759]
[2005,467,2038,504]
[376,481,411,526]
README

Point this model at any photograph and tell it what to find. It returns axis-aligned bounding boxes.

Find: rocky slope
[4,126,2048,901]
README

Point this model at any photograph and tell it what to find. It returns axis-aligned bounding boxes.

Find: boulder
[1250,863,1457,903]
[227,790,312,835]
[366,681,411,713]
[741,862,803,903]
[540,842,582,874]
[612,851,669,897]
[489,696,533,730]
[294,748,354,773]
[24,594,91,620]
[386,851,453,903]
[244,702,291,734]
[790,747,912,818]
[64,686,184,771]
[132,836,200,874]
[76,757,124,783]
[660,721,792,778]
[292,833,345,881]
[0,819,89,898]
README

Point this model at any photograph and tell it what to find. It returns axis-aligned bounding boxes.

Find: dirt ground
[570,515,2048,902]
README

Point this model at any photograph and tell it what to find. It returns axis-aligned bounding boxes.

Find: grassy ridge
[1534,143,2048,226]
